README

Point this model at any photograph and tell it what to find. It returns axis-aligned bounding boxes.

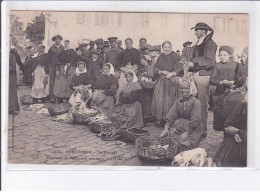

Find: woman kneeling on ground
[69,61,94,108]
[160,80,204,153]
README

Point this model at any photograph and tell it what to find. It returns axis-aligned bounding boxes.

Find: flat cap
[52,35,63,41]
[95,38,104,44]
[148,45,161,51]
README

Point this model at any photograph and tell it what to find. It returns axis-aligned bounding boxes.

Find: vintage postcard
[7,10,249,167]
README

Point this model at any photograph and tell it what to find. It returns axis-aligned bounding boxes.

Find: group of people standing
[9,22,248,167]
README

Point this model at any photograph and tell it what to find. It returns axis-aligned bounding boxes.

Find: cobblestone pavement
[8,86,223,166]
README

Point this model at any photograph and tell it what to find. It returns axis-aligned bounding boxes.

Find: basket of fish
[48,103,72,116]
[135,135,178,162]
[72,108,101,125]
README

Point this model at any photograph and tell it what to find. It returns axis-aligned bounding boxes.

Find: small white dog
[172,148,208,167]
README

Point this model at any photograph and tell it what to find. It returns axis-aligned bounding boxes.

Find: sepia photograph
[7,10,249,167]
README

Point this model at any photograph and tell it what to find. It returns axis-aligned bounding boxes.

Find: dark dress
[166,96,204,152]
[210,61,240,96]
[69,72,94,89]
[88,58,103,82]
[23,56,35,86]
[215,102,247,167]
[106,48,122,70]
[210,60,240,131]
[118,47,141,67]
[10,50,24,72]
[53,49,78,98]
[9,53,19,112]
[151,51,183,121]
[91,74,118,116]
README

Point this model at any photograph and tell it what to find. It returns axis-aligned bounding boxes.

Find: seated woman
[215,92,247,167]
[113,70,144,129]
[91,63,118,116]
[69,61,94,109]
[160,80,204,153]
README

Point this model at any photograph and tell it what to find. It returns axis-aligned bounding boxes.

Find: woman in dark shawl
[54,40,78,102]
[215,92,247,167]
[9,53,20,114]
[23,50,35,86]
[151,41,183,125]
[91,63,118,116]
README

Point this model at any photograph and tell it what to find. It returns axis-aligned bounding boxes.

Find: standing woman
[23,46,35,86]
[31,45,49,102]
[215,92,248,167]
[91,63,118,116]
[151,41,183,126]
[113,71,143,129]
[54,40,78,102]
[9,52,20,114]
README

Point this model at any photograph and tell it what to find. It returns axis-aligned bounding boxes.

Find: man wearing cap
[101,41,110,63]
[188,22,217,136]
[149,45,161,66]
[106,37,122,72]
[95,38,104,53]
[47,35,65,102]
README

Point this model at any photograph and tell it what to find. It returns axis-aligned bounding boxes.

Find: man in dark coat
[106,37,122,71]
[47,35,65,102]
[188,22,217,136]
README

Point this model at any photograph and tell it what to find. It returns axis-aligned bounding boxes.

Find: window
[77,12,86,24]
[95,13,108,26]
[161,13,168,29]
[184,14,190,30]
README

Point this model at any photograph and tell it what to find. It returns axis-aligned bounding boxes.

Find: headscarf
[123,70,142,93]
[180,78,197,98]
[75,61,87,75]
[103,63,115,76]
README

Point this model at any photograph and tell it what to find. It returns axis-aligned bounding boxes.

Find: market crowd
[9,22,248,167]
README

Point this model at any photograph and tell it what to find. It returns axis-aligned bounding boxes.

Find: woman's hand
[178,131,189,142]
[185,62,194,68]
[160,125,169,138]
[225,126,239,135]
[234,133,242,143]
[166,71,177,79]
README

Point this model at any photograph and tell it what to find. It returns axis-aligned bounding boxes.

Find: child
[69,61,94,108]
[210,46,240,132]
[88,50,103,82]
[31,45,49,103]
[210,46,239,96]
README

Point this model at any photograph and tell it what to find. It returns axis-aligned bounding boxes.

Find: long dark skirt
[140,87,154,119]
[215,132,247,167]
[9,73,19,112]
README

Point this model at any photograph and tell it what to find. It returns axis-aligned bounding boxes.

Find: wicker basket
[72,108,100,125]
[48,103,72,116]
[135,136,178,162]
[20,95,34,105]
[120,128,150,143]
